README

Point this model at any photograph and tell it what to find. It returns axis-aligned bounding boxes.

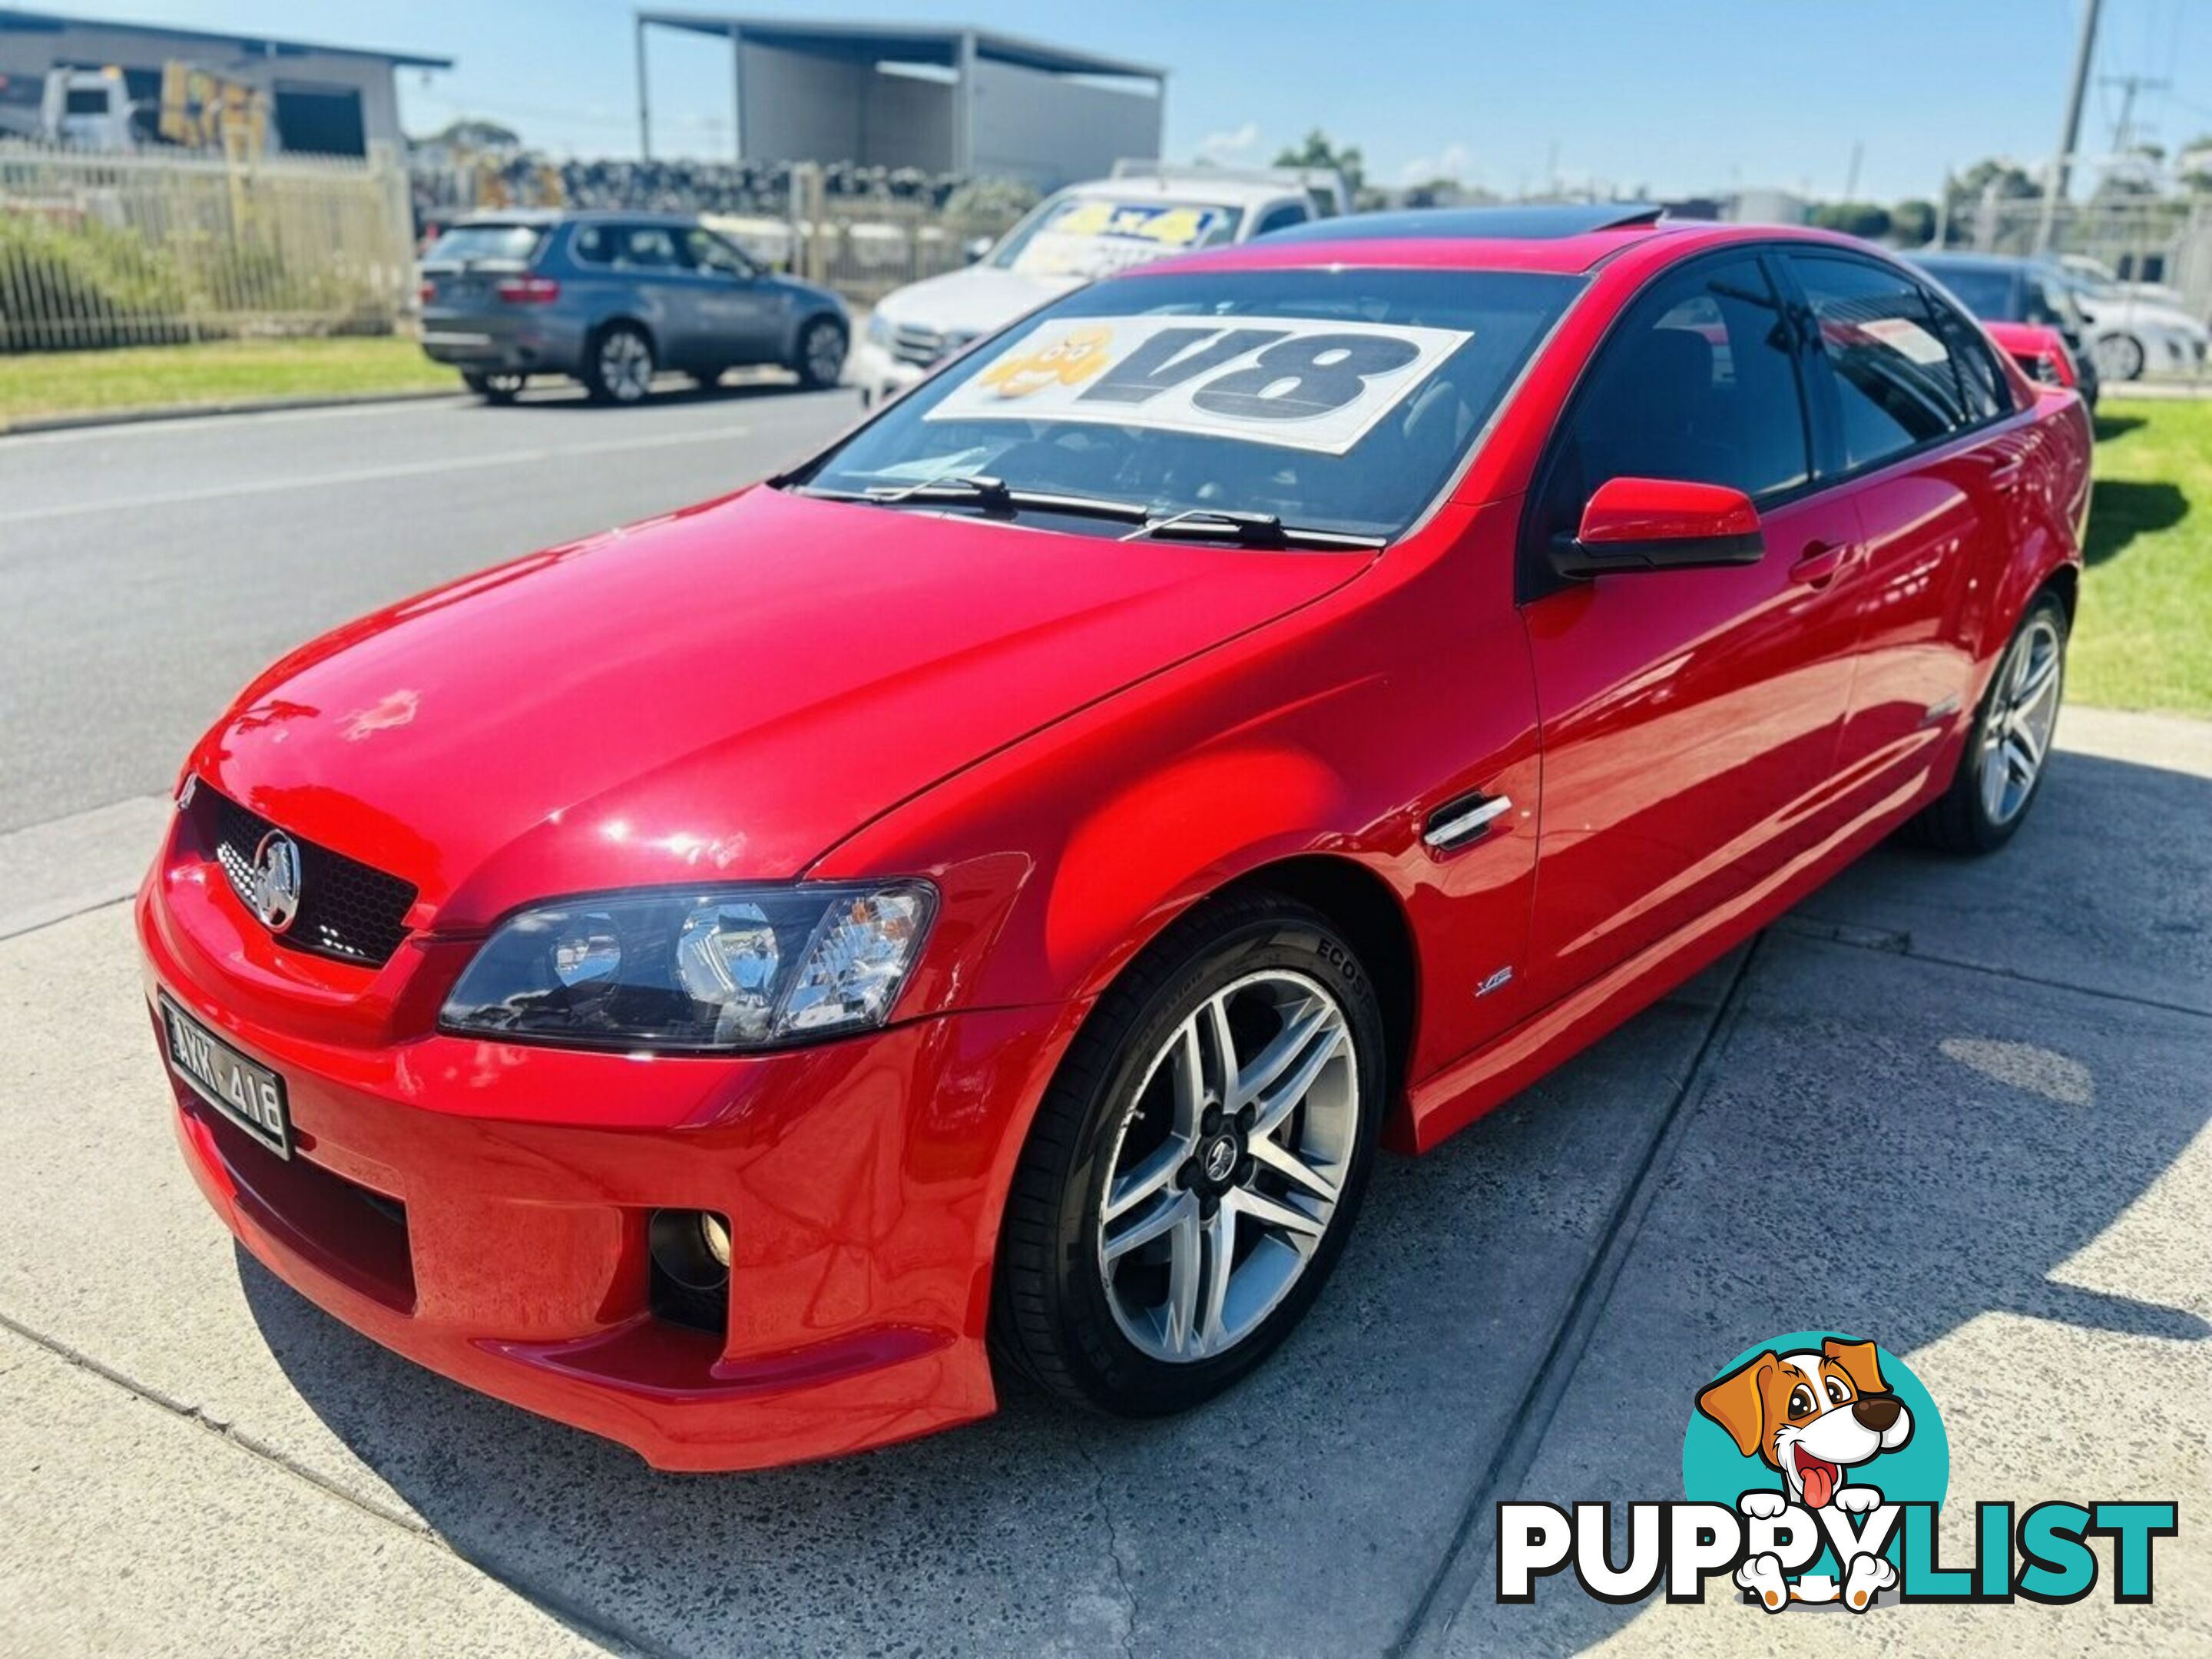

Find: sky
[41,0,2212,202]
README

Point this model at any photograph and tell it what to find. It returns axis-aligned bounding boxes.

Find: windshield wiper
[1124,508,1386,552]
[856,474,1153,525]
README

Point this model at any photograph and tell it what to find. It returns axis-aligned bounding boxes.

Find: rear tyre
[462,371,524,404]
[992,892,1385,1417]
[792,316,848,390]
[584,323,655,405]
[1905,590,2068,855]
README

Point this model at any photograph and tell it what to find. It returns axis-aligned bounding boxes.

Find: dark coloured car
[418,210,850,404]
[1906,251,2101,409]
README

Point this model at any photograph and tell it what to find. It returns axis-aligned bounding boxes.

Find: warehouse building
[634,13,1165,192]
[0,6,449,156]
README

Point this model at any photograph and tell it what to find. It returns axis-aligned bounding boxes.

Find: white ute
[850,164,1346,405]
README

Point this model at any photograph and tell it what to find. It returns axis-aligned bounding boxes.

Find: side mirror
[1550,476,1764,579]
[963,236,992,266]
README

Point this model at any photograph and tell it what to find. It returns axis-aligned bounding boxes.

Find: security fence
[1970,194,2212,346]
[0,140,414,352]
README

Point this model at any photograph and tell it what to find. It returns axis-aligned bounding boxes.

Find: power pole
[2101,72,2171,157]
[1843,140,1863,203]
[635,13,652,161]
[2035,0,2103,253]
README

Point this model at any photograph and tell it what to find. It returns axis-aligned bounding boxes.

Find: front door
[1520,251,1863,1005]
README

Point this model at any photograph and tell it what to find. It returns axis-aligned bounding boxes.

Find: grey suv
[419,210,850,405]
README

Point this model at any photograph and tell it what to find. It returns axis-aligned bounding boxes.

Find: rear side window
[1252,201,1310,237]
[425,224,545,264]
[1790,255,1969,468]
[571,224,680,270]
[1532,254,1810,548]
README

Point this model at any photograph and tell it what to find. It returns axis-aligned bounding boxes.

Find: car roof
[1054,173,1304,209]
[1906,250,2035,274]
[447,209,700,229]
[1129,212,1894,279]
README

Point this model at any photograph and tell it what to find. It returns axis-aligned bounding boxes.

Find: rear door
[1520,250,1863,1002]
[1783,251,2013,793]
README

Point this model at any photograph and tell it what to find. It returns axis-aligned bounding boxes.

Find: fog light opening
[650,1207,731,1291]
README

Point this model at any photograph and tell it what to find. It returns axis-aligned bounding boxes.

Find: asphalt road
[0,389,2204,1656]
[0,381,863,833]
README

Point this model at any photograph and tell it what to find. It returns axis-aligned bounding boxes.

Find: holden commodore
[141,206,2091,1470]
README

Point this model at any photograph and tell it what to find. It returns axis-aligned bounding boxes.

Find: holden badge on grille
[250,830,303,934]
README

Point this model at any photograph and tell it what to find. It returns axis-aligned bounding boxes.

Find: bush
[0,211,191,350]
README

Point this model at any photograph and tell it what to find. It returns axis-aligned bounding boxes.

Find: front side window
[1791,254,1969,469]
[792,266,1581,540]
[1253,202,1310,237]
[683,228,753,278]
[1532,254,1810,549]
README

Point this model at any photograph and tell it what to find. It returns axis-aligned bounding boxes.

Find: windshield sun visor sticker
[922,314,1474,455]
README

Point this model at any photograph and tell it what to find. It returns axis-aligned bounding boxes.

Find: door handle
[1789,541,1848,588]
[1424,792,1513,850]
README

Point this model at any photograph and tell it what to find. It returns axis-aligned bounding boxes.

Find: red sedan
[140,206,2090,1470]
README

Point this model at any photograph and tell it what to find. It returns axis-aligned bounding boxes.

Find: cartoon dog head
[1696,1338,1912,1508]
[978,325,1115,399]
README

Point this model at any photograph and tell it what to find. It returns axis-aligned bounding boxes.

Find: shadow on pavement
[240,753,2210,1657]
[475,376,860,414]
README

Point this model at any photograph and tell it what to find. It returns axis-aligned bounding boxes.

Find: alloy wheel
[804,321,846,386]
[1978,612,2063,826]
[599,330,654,401]
[1096,970,1358,1363]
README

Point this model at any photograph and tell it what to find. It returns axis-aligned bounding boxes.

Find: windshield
[793,267,1582,540]
[425,224,546,265]
[990,196,1244,281]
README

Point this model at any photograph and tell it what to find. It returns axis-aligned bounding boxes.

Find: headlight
[439,882,935,1051]
[866,312,893,346]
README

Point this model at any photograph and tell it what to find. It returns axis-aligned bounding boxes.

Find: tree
[1808,200,1892,240]
[1273,128,1364,197]
[1889,198,1937,247]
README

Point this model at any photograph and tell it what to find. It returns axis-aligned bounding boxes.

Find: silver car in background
[418,210,850,404]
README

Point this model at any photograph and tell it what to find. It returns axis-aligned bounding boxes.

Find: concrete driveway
[1,704,2203,1657]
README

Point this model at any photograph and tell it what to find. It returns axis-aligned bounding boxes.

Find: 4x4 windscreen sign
[925,316,1472,455]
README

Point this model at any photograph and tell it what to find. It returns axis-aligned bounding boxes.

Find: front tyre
[1907,590,2068,853]
[792,316,848,390]
[993,893,1385,1416]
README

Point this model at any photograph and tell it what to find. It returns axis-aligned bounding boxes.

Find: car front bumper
[848,338,931,406]
[136,826,1077,1471]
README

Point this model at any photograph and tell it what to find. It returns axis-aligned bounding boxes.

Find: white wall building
[635,13,1166,191]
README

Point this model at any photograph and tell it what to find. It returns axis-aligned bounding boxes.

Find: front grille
[890,323,949,368]
[199,786,418,967]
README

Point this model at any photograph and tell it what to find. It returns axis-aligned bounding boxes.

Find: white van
[851,166,1344,405]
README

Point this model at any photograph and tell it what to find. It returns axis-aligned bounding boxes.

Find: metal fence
[1972,194,2212,323]
[0,140,415,352]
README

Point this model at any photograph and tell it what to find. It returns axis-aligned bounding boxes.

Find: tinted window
[424,224,545,264]
[1912,261,2018,320]
[1793,255,1968,468]
[796,267,1580,540]
[1253,202,1310,237]
[1920,289,2009,421]
[1534,255,1810,547]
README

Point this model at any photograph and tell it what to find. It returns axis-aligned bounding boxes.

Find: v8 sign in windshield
[926,315,1471,453]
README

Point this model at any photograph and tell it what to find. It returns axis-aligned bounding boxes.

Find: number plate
[157,993,291,1159]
